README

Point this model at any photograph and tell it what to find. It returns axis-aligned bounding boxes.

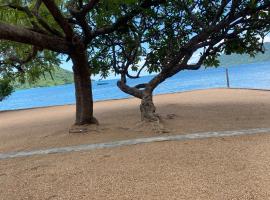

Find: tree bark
[140,90,159,122]
[71,48,98,125]
[139,72,169,122]
[117,77,159,122]
[0,22,70,53]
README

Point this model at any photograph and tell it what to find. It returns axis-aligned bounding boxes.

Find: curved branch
[117,79,143,99]
[134,83,147,89]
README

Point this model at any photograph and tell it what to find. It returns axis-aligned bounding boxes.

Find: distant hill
[218,42,270,66]
[14,67,74,90]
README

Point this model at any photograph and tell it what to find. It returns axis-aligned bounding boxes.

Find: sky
[61,35,270,80]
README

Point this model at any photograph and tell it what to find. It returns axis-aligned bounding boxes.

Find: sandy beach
[1,88,270,199]
[1,88,270,153]
[2,133,270,199]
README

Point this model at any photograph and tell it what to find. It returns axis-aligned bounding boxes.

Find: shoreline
[1,87,270,113]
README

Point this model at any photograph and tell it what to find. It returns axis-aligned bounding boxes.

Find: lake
[1,61,270,111]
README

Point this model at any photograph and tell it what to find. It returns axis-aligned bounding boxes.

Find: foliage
[0,77,13,101]
[0,0,164,92]
[97,0,270,99]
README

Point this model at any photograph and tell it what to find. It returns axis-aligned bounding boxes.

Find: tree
[100,0,270,124]
[0,0,165,125]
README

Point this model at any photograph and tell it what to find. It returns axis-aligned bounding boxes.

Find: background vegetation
[13,67,73,90]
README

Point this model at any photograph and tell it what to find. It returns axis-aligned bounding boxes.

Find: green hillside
[14,67,74,90]
[218,42,270,66]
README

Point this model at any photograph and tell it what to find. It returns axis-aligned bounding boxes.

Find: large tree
[0,0,165,125]
[99,0,270,124]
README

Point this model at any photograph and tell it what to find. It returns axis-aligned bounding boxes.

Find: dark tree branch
[182,1,206,29]
[32,0,42,14]
[212,0,229,24]
[126,63,147,79]
[134,83,147,89]
[91,0,166,38]
[0,22,70,53]
[117,75,143,99]
[42,0,73,39]
[81,0,99,16]
[33,12,64,37]
[68,0,100,44]
[2,2,64,37]
[2,3,42,31]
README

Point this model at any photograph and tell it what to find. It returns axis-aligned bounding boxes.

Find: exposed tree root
[132,115,170,134]
[69,123,99,134]
[132,113,178,134]
[133,121,169,134]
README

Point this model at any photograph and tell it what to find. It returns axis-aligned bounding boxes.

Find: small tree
[101,0,270,124]
[0,0,165,125]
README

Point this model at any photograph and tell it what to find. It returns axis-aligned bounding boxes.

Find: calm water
[1,61,270,111]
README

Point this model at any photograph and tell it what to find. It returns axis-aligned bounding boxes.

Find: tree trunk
[140,90,159,122]
[117,77,159,122]
[71,49,98,125]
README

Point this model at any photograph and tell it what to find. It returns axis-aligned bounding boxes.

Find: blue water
[1,61,270,111]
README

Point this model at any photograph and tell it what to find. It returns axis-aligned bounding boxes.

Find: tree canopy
[98,0,270,121]
[0,0,166,124]
[0,0,270,125]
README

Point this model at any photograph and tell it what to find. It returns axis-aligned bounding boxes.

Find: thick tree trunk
[117,77,159,122]
[140,90,159,122]
[71,49,98,125]
[139,72,169,122]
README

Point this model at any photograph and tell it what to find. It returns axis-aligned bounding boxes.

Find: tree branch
[91,0,166,38]
[42,0,73,39]
[0,22,70,53]
[81,0,99,16]
[32,0,42,14]
[1,2,64,37]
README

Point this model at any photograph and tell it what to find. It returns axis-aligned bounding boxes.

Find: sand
[0,88,270,153]
[1,88,270,199]
[1,134,270,199]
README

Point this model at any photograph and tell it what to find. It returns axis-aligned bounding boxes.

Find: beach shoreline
[1,87,270,113]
